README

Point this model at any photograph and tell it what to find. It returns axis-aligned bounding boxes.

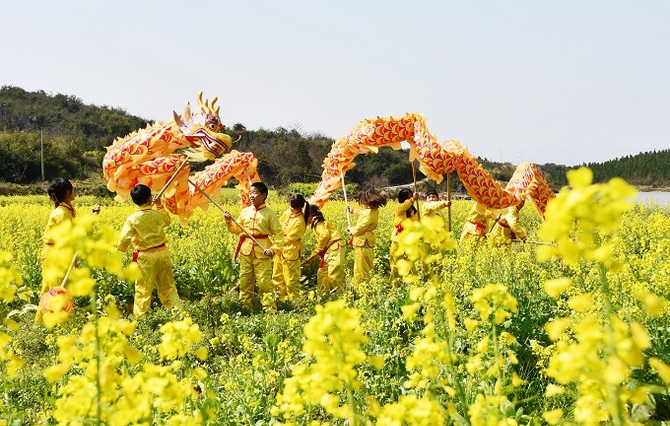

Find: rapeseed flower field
[0,169,669,425]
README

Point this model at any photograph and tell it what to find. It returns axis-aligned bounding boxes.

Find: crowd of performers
[37,178,528,318]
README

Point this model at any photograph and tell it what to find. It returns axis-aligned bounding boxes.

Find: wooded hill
[1,86,668,195]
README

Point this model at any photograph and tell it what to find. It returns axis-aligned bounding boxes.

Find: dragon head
[173,92,241,160]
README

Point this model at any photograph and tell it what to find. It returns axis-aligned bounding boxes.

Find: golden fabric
[118,206,170,252]
[350,208,379,248]
[226,203,283,259]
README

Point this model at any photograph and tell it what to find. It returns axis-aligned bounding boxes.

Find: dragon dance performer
[303,204,346,294]
[421,189,453,258]
[39,179,76,297]
[489,199,527,246]
[36,178,100,323]
[272,194,309,302]
[224,182,283,312]
[118,184,183,317]
[460,201,497,242]
[421,190,451,222]
[348,188,387,288]
[36,178,77,323]
[390,189,419,282]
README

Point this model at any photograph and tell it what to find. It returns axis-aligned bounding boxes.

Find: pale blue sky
[2,0,668,166]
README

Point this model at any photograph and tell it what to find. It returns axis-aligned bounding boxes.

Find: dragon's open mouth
[190,129,232,157]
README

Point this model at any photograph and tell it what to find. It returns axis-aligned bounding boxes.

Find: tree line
[1,86,667,194]
[585,151,670,187]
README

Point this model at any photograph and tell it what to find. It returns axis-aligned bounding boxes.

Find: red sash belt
[132,242,166,262]
[319,239,343,268]
[467,220,484,232]
[395,223,404,235]
[495,221,516,240]
[234,234,269,260]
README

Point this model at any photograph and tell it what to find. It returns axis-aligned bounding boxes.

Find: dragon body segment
[102,93,260,223]
[310,113,554,218]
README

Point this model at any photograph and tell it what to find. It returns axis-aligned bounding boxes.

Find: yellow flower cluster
[273,299,369,424]
[403,285,453,392]
[0,251,22,377]
[537,169,668,425]
[45,302,204,425]
[471,283,518,325]
[395,215,456,283]
[545,316,651,422]
[374,393,446,425]
[0,183,667,423]
[159,316,205,361]
[537,167,636,269]
[28,215,206,424]
[0,251,20,303]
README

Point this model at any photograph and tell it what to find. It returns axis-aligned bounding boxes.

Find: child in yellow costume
[224,182,283,312]
[348,188,387,288]
[460,201,497,242]
[118,184,182,317]
[421,190,451,222]
[39,178,77,299]
[390,188,419,282]
[272,194,309,302]
[36,178,100,323]
[421,189,452,258]
[489,199,527,246]
[304,204,346,294]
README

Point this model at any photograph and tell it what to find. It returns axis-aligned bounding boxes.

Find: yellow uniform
[118,205,182,317]
[390,199,418,281]
[460,202,496,242]
[489,205,527,246]
[350,208,379,287]
[421,200,450,221]
[39,203,76,295]
[309,220,345,294]
[227,203,283,311]
[36,203,76,323]
[421,200,451,256]
[272,209,306,301]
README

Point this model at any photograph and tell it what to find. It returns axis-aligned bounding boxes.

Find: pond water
[636,191,670,205]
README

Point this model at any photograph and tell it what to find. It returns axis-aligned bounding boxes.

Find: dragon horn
[198,92,212,115]
[183,103,191,125]
[173,111,184,127]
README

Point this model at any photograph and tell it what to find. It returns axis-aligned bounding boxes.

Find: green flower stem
[92,286,102,426]
[598,263,624,426]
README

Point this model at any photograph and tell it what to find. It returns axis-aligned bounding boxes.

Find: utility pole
[40,129,45,181]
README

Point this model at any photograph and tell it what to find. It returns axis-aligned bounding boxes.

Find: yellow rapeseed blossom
[273,300,369,424]
[48,303,203,425]
[542,408,563,425]
[567,294,594,312]
[545,384,565,397]
[633,286,667,316]
[158,316,203,361]
[375,394,446,425]
[471,284,518,324]
[649,357,670,384]
[0,251,20,303]
[538,167,636,269]
[543,278,572,298]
